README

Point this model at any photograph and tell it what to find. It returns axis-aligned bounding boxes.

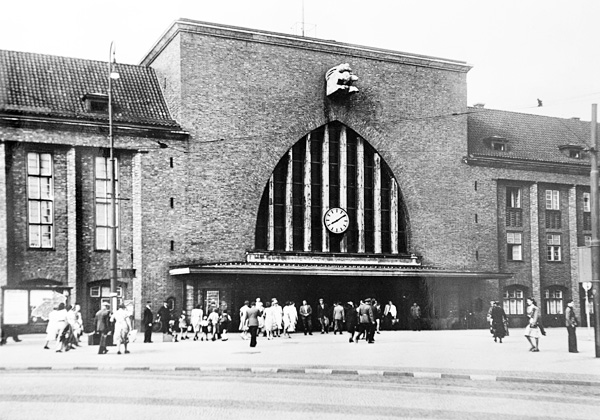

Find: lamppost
[108,42,120,311]
[588,104,600,357]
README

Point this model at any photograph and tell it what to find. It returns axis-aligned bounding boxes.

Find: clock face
[324,207,350,234]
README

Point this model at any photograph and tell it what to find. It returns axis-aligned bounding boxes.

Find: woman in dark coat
[490,301,507,343]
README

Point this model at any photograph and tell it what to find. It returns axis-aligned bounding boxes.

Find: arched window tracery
[255,122,408,255]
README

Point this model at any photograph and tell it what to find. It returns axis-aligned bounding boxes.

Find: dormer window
[558,144,584,160]
[483,136,509,152]
[82,93,109,113]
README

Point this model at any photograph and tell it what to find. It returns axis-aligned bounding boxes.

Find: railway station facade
[0,19,593,333]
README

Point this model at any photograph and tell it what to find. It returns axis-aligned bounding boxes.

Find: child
[200,316,209,341]
[177,313,188,342]
[219,310,231,341]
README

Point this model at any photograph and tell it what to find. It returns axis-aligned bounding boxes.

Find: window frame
[94,156,120,251]
[507,232,523,261]
[506,187,521,209]
[27,152,54,249]
[545,190,560,210]
[544,288,564,315]
[503,287,524,315]
[546,234,562,261]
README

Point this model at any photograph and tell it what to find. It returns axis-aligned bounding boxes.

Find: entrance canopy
[169,252,513,279]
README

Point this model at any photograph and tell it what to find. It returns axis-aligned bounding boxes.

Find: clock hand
[331,216,346,224]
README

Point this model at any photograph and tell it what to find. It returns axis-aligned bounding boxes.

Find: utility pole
[108,42,120,312]
[588,104,600,357]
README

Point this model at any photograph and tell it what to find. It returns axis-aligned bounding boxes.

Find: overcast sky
[2,0,600,122]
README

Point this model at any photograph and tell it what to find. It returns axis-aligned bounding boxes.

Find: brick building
[0,19,594,334]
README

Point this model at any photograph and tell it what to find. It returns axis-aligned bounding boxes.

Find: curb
[1,366,599,387]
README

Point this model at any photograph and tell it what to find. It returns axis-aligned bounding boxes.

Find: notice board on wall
[3,289,29,325]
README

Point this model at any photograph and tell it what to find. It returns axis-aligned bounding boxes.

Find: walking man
[410,302,422,331]
[317,298,330,334]
[157,301,171,334]
[356,298,375,343]
[94,302,112,355]
[142,301,153,343]
[246,301,262,348]
[332,302,345,334]
[299,300,313,335]
[565,299,578,353]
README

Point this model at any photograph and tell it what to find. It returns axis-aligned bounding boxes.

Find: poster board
[3,289,29,325]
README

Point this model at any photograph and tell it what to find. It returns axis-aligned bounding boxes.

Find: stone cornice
[465,154,590,176]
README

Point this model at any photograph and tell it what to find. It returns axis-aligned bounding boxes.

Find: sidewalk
[1,328,599,385]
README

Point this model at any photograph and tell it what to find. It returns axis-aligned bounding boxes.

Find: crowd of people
[43,303,84,352]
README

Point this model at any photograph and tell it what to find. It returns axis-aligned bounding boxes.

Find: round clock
[324,207,350,234]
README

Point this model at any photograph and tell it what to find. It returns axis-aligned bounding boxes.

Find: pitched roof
[467,107,591,166]
[0,49,180,128]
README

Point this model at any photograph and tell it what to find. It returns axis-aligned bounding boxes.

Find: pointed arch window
[255,122,408,254]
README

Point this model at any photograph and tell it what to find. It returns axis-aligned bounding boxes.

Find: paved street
[1,328,599,383]
[2,328,600,419]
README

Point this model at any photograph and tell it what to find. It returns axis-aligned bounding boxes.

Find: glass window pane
[96,203,108,226]
[96,180,107,199]
[29,225,41,247]
[96,157,107,179]
[28,201,40,223]
[96,227,108,250]
[28,177,40,199]
[40,177,52,199]
[41,225,53,248]
[41,201,53,224]
[27,153,39,175]
[40,154,52,176]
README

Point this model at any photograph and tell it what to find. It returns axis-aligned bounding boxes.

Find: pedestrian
[190,304,203,341]
[54,302,69,352]
[0,324,21,346]
[490,301,507,343]
[65,304,79,350]
[208,308,220,341]
[142,301,154,343]
[263,301,276,340]
[524,297,541,352]
[157,301,171,334]
[111,304,132,354]
[345,301,358,343]
[317,298,330,334]
[282,301,298,338]
[219,309,231,341]
[272,298,283,338]
[565,299,578,353]
[246,300,262,347]
[356,298,375,344]
[239,300,250,340]
[177,311,188,341]
[383,300,397,330]
[200,316,209,341]
[43,305,59,350]
[332,302,345,335]
[72,304,84,344]
[94,302,112,355]
[410,302,422,331]
[299,300,313,335]
[372,299,382,335]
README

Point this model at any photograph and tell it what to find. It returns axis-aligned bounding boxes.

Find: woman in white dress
[190,305,203,341]
[263,301,275,340]
[524,297,541,352]
[282,301,298,338]
[111,304,132,354]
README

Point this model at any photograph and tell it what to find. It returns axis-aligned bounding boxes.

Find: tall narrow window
[506,186,522,227]
[545,190,560,210]
[507,232,522,261]
[95,156,119,250]
[544,288,564,315]
[583,192,591,212]
[547,234,561,261]
[27,152,54,248]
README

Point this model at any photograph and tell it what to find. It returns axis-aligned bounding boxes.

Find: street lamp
[588,104,600,357]
[108,42,120,312]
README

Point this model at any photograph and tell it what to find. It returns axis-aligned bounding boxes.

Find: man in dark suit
[157,301,171,334]
[317,298,330,334]
[142,301,153,343]
[94,302,112,355]
[246,301,262,348]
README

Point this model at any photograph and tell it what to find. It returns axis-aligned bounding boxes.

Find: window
[503,288,524,315]
[27,152,54,248]
[585,235,592,247]
[82,93,109,113]
[545,190,560,210]
[583,192,591,212]
[507,232,522,261]
[95,157,119,250]
[547,234,561,261]
[544,288,564,315]
[492,142,506,151]
[507,187,521,208]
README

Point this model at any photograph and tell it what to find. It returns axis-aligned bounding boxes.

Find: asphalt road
[0,370,598,420]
